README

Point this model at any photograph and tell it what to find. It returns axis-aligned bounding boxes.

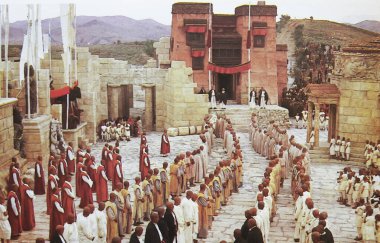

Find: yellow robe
[160,168,170,203]
[105,201,118,241]
[142,179,154,218]
[120,188,132,234]
[132,184,144,223]
[169,163,180,196]
[197,193,209,238]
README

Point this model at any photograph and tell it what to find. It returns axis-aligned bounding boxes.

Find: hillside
[277,19,380,65]
[8,15,171,45]
[353,20,380,34]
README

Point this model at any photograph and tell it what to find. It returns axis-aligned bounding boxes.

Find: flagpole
[35,4,40,114]
[4,5,9,98]
[26,5,32,119]
[49,21,51,74]
[248,2,251,105]
[207,3,212,90]
[73,4,77,81]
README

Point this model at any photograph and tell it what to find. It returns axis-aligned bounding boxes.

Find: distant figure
[249,88,256,108]
[219,88,227,109]
[198,87,206,94]
[258,87,268,108]
[160,129,171,157]
[208,86,217,109]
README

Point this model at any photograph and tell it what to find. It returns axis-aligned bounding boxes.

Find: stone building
[306,39,380,148]
[170,2,288,104]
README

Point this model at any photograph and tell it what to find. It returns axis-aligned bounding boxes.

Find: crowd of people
[364,141,380,168]
[336,166,380,242]
[294,110,328,131]
[328,135,352,161]
[246,114,334,243]
[0,112,248,243]
[98,117,143,142]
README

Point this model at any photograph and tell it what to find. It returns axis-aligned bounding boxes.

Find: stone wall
[331,52,380,148]
[153,37,171,68]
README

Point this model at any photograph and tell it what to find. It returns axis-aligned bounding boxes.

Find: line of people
[364,140,380,168]
[336,167,380,242]
[328,135,352,161]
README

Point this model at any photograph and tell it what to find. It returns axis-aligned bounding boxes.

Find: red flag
[246,30,251,49]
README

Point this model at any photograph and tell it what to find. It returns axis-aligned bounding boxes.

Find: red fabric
[34,162,45,195]
[87,160,97,192]
[207,61,251,74]
[76,163,84,197]
[139,143,147,171]
[185,25,206,33]
[50,86,70,99]
[20,183,35,231]
[252,28,267,36]
[9,168,22,199]
[7,191,22,237]
[96,165,108,202]
[57,160,68,187]
[112,161,123,190]
[46,175,58,215]
[66,147,76,174]
[61,181,76,222]
[79,171,93,208]
[160,134,171,155]
[206,29,212,48]
[76,149,84,164]
[246,30,252,49]
[191,49,205,57]
[49,195,64,240]
[106,152,115,180]
[140,153,151,180]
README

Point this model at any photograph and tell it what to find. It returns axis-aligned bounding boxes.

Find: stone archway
[305,84,340,147]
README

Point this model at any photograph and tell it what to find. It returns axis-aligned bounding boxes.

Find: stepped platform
[309,142,366,165]
[209,105,289,132]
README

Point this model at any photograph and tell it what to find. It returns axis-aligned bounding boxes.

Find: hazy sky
[4,0,380,24]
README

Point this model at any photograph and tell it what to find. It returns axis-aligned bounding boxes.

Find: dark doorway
[216,73,235,100]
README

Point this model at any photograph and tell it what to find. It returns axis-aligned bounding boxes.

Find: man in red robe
[7,157,16,189]
[112,155,123,191]
[49,188,64,241]
[34,155,45,195]
[79,166,94,208]
[101,143,109,168]
[140,149,151,181]
[61,175,76,222]
[20,178,35,231]
[66,142,76,175]
[88,156,97,192]
[84,147,92,166]
[47,167,58,215]
[7,184,22,239]
[76,144,85,163]
[106,145,114,179]
[160,129,171,157]
[8,163,22,201]
[57,153,68,187]
[96,164,109,202]
[76,158,85,197]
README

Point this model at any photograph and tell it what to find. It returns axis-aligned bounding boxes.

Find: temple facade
[170,2,288,104]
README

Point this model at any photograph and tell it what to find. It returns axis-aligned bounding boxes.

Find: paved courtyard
[17,127,360,242]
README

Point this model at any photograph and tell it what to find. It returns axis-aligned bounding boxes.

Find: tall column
[314,103,320,147]
[142,84,155,131]
[306,101,313,143]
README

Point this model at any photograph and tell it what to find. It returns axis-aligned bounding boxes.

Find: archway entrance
[216,73,236,100]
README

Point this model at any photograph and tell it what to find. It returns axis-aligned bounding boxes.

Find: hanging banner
[191,49,205,57]
[185,25,206,33]
[246,30,251,49]
[252,29,267,36]
[207,61,251,74]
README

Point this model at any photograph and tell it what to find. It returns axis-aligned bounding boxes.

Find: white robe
[77,214,95,242]
[95,209,107,243]
[173,205,185,243]
[63,222,79,242]
[211,90,217,108]
[191,200,199,239]
[88,212,98,242]
[258,207,270,243]
[181,198,194,243]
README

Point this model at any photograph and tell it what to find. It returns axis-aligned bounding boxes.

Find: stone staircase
[309,145,365,166]
[223,107,252,133]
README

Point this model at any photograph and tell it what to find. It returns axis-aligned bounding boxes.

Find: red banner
[191,49,205,57]
[246,30,251,49]
[50,86,70,99]
[185,25,206,33]
[252,29,268,36]
[206,29,212,48]
[207,62,251,74]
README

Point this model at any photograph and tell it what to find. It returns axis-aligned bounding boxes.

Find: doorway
[216,73,235,100]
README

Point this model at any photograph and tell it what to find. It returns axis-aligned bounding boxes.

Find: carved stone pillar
[307,101,313,143]
[314,103,320,147]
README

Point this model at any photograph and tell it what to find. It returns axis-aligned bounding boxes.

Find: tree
[143,40,155,57]
[276,14,291,33]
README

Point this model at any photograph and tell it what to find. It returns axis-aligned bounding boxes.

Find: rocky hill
[8,15,171,45]
[353,20,380,34]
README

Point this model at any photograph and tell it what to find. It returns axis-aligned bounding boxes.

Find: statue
[50,118,66,155]
[24,63,38,116]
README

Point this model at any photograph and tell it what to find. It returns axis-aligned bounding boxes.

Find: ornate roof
[305,84,340,104]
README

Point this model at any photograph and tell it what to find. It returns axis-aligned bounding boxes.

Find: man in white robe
[173,197,185,243]
[181,191,194,243]
[95,202,107,243]
[63,213,79,242]
[88,204,98,242]
[257,201,270,243]
[77,207,95,242]
[191,193,199,241]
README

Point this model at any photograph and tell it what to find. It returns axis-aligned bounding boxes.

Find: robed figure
[34,157,45,195]
[249,89,256,107]
[258,87,269,107]
[20,182,36,231]
[140,151,151,181]
[96,164,109,202]
[24,64,37,115]
[160,130,171,156]
[49,192,65,241]
[208,88,217,109]
[7,188,22,238]
[219,88,227,109]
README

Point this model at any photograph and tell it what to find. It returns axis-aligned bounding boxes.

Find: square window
[192,57,204,70]
[254,36,265,48]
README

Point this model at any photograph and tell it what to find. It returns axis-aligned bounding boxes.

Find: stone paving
[17,127,361,242]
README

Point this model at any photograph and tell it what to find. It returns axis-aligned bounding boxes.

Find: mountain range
[352,20,380,33]
[8,15,171,45]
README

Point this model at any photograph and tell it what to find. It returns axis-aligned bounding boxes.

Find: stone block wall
[153,37,171,68]
[331,52,380,148]
[37,69,51,115]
